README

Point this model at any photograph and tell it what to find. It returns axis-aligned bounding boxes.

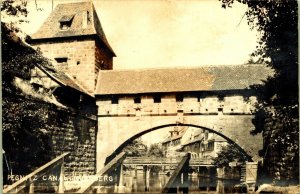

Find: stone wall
[49,109,97,176]
[31,37,113,94]
[97,93,257,116]
[95,40,113,70]
[35,101,97,176]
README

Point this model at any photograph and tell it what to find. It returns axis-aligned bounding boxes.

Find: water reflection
[121,170,241,193]
[123,172,169,193]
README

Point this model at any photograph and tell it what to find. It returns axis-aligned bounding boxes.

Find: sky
[16,0,258,70]
[9,0,258,145]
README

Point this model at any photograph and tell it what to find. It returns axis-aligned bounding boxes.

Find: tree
[213,144,249,168]
[220,0,298,184]
[147,143,164,158]
[122,138,148,157]
[2,1,56,184]
[1,0,28,18]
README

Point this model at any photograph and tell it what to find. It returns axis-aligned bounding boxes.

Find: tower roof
[31,1,115,56]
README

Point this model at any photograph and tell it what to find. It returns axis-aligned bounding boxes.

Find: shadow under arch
[105,123,253,164]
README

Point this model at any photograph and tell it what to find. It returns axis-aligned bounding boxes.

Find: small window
[87,11,91,23]
[218,108,223,112]
[134,97,141,104]
[218,95,224,101]
[111,96,119,104]
[176,94,183,102]
[153,95,161,103]
[55,57,68,66]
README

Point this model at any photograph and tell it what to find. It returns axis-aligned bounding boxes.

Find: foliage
[220,0,298,184]
[221,0,297,104]
[1,0,28,17]
[2,23,50,95]
[213,144,249,168]
[147,143,164,158]
[2,20,55,183]
[3,98,54,180]
[122,138,148,157]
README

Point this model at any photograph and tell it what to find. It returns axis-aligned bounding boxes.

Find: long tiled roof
[95,64,273,95]
[31,1,115,56]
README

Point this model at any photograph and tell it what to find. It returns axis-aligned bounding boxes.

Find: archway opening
[104,123,253,164]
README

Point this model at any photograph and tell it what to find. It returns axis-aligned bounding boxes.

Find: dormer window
[59,15,74,30]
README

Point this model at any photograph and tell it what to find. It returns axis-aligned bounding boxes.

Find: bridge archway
[97,115,262,171]
[104,123,253,165]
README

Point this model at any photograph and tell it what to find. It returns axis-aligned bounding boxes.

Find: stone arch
[105,123,253,164]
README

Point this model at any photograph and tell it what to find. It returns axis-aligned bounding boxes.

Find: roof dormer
[59,14,74,31]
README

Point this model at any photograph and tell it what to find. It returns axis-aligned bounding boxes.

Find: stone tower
[30,1,116,94]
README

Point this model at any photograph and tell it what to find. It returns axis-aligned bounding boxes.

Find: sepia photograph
[1,0,298,193]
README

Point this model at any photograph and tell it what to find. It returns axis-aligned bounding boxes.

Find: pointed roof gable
[31,1,115,56]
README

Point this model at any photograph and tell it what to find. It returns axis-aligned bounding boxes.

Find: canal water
[121,170,242,193]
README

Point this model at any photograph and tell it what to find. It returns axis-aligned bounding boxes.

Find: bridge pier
[179,164,189,194]
[134,165,137,178]
[116,164,125,193]
[144,165,150,192]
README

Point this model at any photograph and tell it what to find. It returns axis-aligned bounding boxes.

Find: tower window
[55,57,68,66]
[59,15,74,30]
[87,11,91,23]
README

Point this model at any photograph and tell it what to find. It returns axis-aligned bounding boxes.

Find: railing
[76,152,126,193]
[190,158,214,166]
[3,152,70,194]
[161,153,190,193]
[123,156,213,166]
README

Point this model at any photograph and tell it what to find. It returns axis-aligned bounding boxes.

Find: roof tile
[95,64,274,95]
